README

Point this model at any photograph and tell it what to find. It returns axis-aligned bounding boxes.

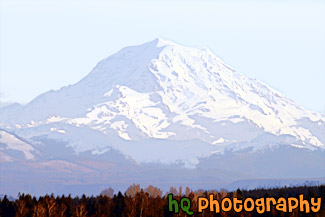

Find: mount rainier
[0,38,324,195]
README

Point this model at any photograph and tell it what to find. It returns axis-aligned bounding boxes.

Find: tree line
[0,184,324,217]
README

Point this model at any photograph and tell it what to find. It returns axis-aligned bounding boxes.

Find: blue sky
[0,0,324,112]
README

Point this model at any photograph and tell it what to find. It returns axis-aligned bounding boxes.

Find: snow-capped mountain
[0,38,324,196]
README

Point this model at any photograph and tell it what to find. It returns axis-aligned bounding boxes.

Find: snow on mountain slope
[0,38,324,166]
[0,129,36,161]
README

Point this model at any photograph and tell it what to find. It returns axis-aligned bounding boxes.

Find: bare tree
[75,203,88,217]
[16,200,26,217]
[33,203,46,217]
[144,185,163,198]
[168,186,178,195]
[126,183,141,197]
[100,187,115,198]
[45,196,58,217]
[58,203,67,217]
[185,187,193,196]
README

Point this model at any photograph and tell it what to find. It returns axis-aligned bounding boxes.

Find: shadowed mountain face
[0,39,324,196]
